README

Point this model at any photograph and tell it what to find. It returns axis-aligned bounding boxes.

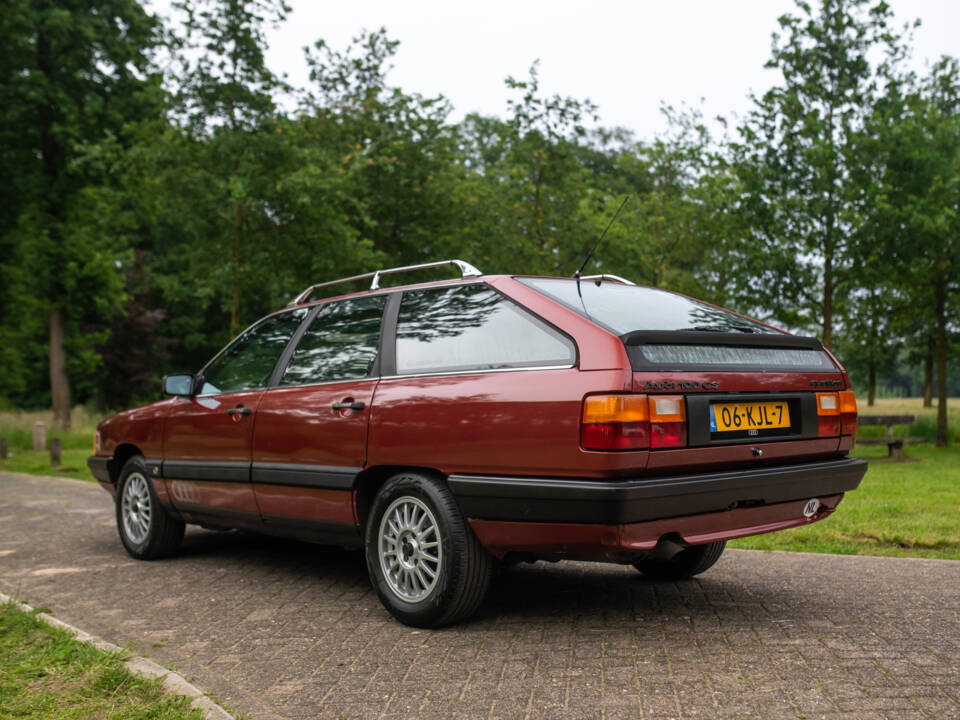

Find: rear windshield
[518,277,779,335]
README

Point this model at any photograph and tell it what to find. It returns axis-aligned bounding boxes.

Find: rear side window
[280,295,386,385]
[200,308,308,395]
[395,284,575,375]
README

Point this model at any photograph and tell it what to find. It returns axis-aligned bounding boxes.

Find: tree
[173,0,293,336]
[867,58,960,444]
[0,0,164,425]
[736,0,907,347]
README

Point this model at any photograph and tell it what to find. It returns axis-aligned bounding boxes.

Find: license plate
[710,401,790,432]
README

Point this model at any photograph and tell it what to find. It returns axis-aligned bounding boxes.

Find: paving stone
[2,471,959,720]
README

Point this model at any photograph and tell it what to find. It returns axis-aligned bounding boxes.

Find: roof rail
[580,274,636,286]
[288,259,483,306]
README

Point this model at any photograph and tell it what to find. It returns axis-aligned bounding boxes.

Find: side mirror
[163,374,195,396]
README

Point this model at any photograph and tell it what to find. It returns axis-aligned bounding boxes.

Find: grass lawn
[730,442,960,560]
[0,407,98,482]
[0,601,203,720]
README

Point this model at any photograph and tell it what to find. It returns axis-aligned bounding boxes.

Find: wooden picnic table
[856,415,919,460]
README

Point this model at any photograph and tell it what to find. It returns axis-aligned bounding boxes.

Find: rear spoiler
[620,330,823,351]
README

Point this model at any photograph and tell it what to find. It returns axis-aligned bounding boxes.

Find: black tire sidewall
[364,473,463,627]
[115,456,161,558]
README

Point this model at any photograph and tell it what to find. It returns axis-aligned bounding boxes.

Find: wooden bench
[856,415,921,460]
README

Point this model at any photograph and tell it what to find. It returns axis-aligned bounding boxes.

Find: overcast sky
[155,1,960,140]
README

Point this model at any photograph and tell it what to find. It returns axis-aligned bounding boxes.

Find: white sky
[154,0,960,140]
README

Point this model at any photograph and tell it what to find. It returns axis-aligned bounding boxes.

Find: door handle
[331,401,365,411]
[227,406,252,416]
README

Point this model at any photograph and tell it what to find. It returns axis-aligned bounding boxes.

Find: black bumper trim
[448,457,867,524]
[87,456,114,484]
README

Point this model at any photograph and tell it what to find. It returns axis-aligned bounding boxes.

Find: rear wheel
[365,471,493,627]
[633,540,726,581]
[116,456,184,560]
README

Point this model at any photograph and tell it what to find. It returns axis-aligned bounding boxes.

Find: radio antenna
[573,194,631,279]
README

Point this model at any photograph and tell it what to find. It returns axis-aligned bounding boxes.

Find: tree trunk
[49,307,71,430]
[935,269,948,447]
[230,202,243,337]
[867,364,876,406]
[923,336,933,407]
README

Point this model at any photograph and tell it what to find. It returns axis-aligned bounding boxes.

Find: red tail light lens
[816,392,840,437]
[581,395,650,451]
[838,390,858,435]
[648,395,687,448]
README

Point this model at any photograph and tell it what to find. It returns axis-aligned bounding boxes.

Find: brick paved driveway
[1,471,958,720]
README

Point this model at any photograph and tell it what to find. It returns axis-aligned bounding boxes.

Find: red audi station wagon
[88,259,866,627]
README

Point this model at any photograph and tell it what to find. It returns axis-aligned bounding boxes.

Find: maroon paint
[469,494,844,559]
[163,391,263,514]
[366,369,649,479]
[632,370,845,394]
[252,379,376,521]
[644,437,841,473]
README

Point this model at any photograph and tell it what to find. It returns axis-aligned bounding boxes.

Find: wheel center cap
[399,534,418,567]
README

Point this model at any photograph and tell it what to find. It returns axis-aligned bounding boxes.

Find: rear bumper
[469,494,844,558]
[448,456,867,524]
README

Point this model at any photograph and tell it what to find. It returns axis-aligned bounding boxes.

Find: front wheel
[633,540,726,581]
[116,456,185,560]
[364,472,493,627]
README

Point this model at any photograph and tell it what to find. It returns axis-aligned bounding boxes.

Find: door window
[199,309,307,395]
[280,295,387,386]
[395,284,575,375]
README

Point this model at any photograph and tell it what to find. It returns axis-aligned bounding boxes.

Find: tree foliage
[0,0,957,443]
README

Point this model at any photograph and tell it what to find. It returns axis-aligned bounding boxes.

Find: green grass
[0,600,203,720]
[731,442,960,560]
[0,407,100,482]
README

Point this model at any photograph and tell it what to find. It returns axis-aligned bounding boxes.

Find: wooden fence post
[50,437,61,466]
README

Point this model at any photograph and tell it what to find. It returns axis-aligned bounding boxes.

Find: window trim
[269,292,392,389]
[388,281,579,378]
[195,306,314,398]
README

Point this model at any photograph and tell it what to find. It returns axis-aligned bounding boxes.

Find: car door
[251,294,388,542]
[163,307,309,528]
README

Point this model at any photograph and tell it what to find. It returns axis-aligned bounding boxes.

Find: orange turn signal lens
[581,394,650,451]
[838,390,857,414]
[582,394,649,424]
[839,389,858,435]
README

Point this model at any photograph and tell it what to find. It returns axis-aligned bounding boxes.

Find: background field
[1,398,957,560]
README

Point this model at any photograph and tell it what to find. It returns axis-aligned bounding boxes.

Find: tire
[115,456,185,560]
[364,471,493,627]
[633,540,726,581]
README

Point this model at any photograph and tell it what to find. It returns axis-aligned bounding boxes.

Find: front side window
[395,284,575,375]
[280,295,387,386]
[200,308,308,395]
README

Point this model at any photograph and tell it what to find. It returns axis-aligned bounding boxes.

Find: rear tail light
[816,392,840,437]
[581,394,688,451]
[839,390,858,435]
[649,394,687,448]
[581,394,649,450]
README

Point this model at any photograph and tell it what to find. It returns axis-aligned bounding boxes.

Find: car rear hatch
[623,329,853,454]
[515,277,858,471]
